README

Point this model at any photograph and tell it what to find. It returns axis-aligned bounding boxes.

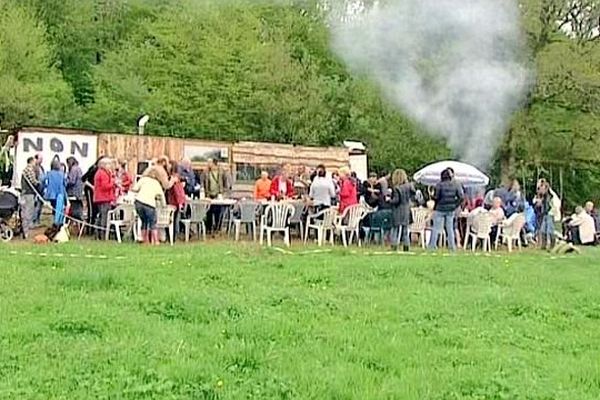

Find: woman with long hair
[389,169,416,252]
[131,168,166,245]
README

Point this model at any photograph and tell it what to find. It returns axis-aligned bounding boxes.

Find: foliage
[0,1,72,128]
[1,242,600,399]
[0,0,597,199]
[495,0,600,206]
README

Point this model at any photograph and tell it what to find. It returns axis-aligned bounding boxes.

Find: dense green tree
[0,0,597,199]
[0,0,72,129]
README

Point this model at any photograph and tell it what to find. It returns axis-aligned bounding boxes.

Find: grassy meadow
[0,242,599,399]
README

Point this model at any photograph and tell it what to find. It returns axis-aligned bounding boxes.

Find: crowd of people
[19,153,233,243]
[18,153,600,250]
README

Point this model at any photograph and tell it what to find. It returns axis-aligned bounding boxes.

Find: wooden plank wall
[97,134,232,174]
[233,141,349,171]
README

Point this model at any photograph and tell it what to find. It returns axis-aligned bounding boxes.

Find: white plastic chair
[232,200,260,241]
[305,207,339,247]
[495,213,525,252]
[410,207,431,249]
[288,200,307,240]
[181,200,211,242]
[105,204,136,243]
[335,204,368,247]
[468,212,493,252]
[259,203,294,247]
[156,205,177,246]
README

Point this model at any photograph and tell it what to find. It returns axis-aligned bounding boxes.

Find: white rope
[21,172,108,231]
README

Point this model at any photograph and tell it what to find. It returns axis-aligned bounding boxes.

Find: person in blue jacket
[44,159,68,225]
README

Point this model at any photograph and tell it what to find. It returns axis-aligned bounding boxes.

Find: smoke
[330,0,530,168]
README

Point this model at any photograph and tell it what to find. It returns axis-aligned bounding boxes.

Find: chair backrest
[503,213,526,237]
[410,207,430,231]
[265,203,294,229]
[238,200,260,222]
[156,206,176,227]
[288,201,307,223]
[320,207,339,229]
[473,212,493,238]
[340,204,367,229]
[109,204,135,223]
[189,200,211,222]
[370,209,393,231]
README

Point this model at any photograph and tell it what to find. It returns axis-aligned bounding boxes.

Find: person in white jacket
[569,206,597,245]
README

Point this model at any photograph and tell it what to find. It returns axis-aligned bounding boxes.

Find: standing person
[131,171,166,245]
[44,160,68,225]
[253,171,272,201]
[143,156,176,191]
[66,157,84,227]
[93,158,116,239]
[378,170,390,195]
[203,158,226,234]
[309,165,336,212]
[20,157,40,239]
[338,167,358,214]
[388,169,416,252]
[166,161,187,240]
[32,153,46,226]
[82,157,104,235]
[294,165,311,197]
[428,169,464,251]
[350,172,361,203]
[331,172,340,206]
[533,179,555,250]
[269,168,294,201]
[178,157,198,198]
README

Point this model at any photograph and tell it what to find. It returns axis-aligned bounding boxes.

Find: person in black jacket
[428,168,464,251]
[388,169,415,252]
[363,173,382,208]
[81,157,103,235]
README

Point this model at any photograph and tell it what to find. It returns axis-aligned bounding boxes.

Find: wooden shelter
[12,127,359,197]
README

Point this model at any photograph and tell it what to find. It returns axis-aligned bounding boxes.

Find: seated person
[585,201,600,233]
[253,171,272,201]
[489,197,506,225]
[468,198,485,216]
[568,206,597,245]
[270,169,294,200]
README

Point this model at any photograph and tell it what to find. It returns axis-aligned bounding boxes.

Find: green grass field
[1,242,599,399]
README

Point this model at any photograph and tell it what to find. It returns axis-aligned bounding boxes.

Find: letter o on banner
[50,138,64,153]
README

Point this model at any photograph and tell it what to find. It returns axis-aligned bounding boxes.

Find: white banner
[13,131,98,188]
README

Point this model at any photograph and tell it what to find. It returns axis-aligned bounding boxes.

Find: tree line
[0,0,598,206]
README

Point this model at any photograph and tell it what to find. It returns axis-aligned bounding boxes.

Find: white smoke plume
[330,0,530,168]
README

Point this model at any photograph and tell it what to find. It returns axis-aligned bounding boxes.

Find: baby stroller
[0,188,20,242]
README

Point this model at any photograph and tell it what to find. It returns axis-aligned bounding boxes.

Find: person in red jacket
[93,158,116,239]
[338,166,358,214]
[167,161,187,241]
[270,168,294,200]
